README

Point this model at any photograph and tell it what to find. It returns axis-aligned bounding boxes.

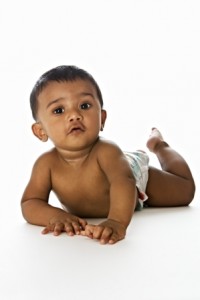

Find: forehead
[38,79,98,103]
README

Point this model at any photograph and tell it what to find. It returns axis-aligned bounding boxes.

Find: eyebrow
[78,92,95,99]
[46,93,96,110]
[46,98,64,110]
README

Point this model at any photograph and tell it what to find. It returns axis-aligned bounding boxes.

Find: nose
[68,110,82,122]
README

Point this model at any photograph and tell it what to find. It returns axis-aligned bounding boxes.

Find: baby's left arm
[82,142,137,244]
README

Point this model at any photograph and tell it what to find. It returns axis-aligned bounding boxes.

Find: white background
[0,1,200,299]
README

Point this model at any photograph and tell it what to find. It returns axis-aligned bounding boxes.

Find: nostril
[69,114,81,122]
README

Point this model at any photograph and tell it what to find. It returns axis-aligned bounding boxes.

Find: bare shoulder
[95,138,125,161]
[97,137,123,150]
[32,148,58,170]
[94,138,132,180]
[21,148,58,200]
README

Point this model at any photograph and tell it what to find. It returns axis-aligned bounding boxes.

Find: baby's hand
[42,213,87,236]
[81,219,126,244]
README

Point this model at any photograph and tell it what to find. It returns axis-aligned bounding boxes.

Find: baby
[21,65,195,244]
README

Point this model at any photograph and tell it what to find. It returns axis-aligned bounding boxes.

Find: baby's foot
[146,128,167,153]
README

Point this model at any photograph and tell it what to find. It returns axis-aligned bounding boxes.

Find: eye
[80,103,91,110]
[53,107,64,114]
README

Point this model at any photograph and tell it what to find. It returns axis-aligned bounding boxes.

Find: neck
[55,140,98,164]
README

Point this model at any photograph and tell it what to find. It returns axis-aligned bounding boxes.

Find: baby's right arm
[21,198,87,236]
[21,154,87,236]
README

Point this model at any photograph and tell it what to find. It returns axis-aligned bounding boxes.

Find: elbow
[181,180,196,206]
[21,201,30,223]
[20,199,35,224]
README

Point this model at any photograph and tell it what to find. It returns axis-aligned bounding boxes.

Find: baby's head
[30,65,104,121]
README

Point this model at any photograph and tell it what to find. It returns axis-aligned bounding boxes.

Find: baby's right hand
[42,213,87,236]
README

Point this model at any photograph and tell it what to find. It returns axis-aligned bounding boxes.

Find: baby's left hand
[80,219,126,244]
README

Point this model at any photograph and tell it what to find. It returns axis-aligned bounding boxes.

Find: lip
[67,122,85,135]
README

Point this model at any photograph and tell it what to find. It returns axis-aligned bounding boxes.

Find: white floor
[1,0,200,299]
[1,152,200,300]
[1,204,200,300]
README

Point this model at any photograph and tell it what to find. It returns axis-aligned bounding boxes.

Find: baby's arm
[82,142,137,244]
[21,155,87,236]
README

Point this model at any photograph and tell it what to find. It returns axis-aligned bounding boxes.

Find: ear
[32,123,48,142]
[100,109,107,131]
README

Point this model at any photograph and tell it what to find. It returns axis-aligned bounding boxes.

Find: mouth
[67,124,85,135]
[70,127,83,133]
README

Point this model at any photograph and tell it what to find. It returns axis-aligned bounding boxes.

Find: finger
[64,223,75,236]
[81,225,95,238]
[41,226,51,234]
[92,226,106,240]
[53,223,64,236]
[98,227,113,244]
[78,218,87,230]
[41,223,55,234]
[72,222,82,235]
[80,230,86,236]
[108,232,125,244]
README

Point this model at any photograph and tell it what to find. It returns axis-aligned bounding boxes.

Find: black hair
[30,65,104,120]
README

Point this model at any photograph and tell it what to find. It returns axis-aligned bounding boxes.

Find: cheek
[43,120,62,136]
[89,114,102,130]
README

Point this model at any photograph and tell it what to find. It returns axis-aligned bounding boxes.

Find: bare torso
[46,142,112,217]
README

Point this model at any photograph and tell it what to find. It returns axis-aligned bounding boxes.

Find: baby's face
[35,79,106,151]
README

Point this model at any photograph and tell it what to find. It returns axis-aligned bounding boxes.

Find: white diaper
[124,150,149,210]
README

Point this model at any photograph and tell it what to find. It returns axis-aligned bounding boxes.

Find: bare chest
[50,160,110,217]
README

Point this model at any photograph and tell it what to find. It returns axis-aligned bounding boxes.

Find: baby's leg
[145,128,195,207]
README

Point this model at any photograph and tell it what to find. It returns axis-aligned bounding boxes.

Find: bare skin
[21,80,137,244]
[81,128,196,242]
[21,80,195,245]
[145,128,195,207]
